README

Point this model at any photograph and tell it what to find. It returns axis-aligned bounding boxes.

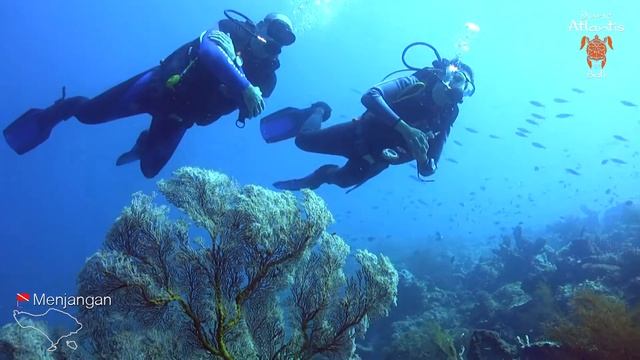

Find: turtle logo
[580,35,613,68]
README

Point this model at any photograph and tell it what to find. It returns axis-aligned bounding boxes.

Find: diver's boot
[299,101,332,134]
[273,164,339,191]
[3,96,88,154]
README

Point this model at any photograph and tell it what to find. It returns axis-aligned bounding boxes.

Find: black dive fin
[116,130,147,166]
[3,108,55,155]
[4,95,86,155]
[116,150,140,166]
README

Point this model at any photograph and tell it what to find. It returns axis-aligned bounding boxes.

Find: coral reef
[74,167,398,359]
[366,201,640,360]
[549,290,640,359]
[384,318,458,360]
[0,319,56,360]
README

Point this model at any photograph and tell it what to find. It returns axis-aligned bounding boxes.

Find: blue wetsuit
[72,29,251,178]
[3,21,279,178]
[277,70,459,190]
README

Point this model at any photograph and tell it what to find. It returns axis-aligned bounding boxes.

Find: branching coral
[548,290,640,359]
[385,318,458,360]
[77,167,398,359]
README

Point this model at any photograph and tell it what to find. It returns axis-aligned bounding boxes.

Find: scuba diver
[259,43,475,192]
[3,10,296,178]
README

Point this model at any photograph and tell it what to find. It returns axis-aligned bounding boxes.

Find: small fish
[525,119,539,125]
[529,100,545,107]
[517,127,531,134]
[565,168,581,176]
[556,113,574,118]
[534,166,540,171]
[465,127,479,134]
[610,158,627,164]
[489,134,501,139]
[367,236,375,242]
[515,132,528,138]
[531,142,546,149]
[572,88,585,93]
[625,200,634,206]
[553,98,569,103]
[605,188,611,194]
[446,158,459,164]
[601,159,609,165]
[453,140,463,146]
[621,100,638,107]
[613,135,628,142]
[531,113,545,119]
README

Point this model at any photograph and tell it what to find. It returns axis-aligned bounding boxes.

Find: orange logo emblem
[580,35,613,68]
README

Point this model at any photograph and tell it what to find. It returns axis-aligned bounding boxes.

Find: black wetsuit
[4,19,280,178]
[276,70,459,191]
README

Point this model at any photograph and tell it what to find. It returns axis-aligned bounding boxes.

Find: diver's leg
[273,164,341,190]
[294,121,360,158]
[74,70,156,124]
[331,159,389,192]
[274,158,387,191]
[3,70,157,154]
[137,115,188,178]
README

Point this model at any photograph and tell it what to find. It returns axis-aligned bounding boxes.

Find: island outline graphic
[12,308,82,351]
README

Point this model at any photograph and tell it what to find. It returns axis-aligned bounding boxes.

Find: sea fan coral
[76,167,398,359]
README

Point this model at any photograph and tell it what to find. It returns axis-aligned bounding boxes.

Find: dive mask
[257,14,295,56]
[265,17,296,45]
[442,64,475,98]
[256,34,283,56]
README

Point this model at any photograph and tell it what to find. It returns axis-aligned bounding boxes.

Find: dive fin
[3,108,53,155]
[116,130,147,166]
[260,102,332,144]
[4,95,87,155]
[116,150,140,166]
[260,107,311,143]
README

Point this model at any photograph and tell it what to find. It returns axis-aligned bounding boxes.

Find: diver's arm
[198,30,251,97]
[361,76,421,127]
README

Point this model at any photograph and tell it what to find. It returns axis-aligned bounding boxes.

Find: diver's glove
[242,85,265,118]
[208,31,237,62]
[394,120,433,169]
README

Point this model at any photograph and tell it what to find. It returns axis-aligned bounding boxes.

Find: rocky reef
[368,201,640,360]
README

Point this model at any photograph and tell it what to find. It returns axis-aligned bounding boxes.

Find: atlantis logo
[569,11,623,78]
[568,11,624,32]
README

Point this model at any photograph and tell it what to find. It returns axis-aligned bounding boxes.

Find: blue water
[0,0,638,332]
